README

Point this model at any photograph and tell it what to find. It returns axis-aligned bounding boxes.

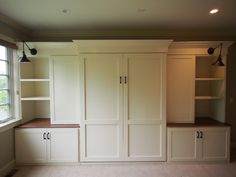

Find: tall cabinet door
[50,56,80,124]
[80,54,123,161]
[124,54,166,161]
[167,55,195,123]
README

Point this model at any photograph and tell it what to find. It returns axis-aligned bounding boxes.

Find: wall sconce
[207,43,224,66]
[19,41,37,62]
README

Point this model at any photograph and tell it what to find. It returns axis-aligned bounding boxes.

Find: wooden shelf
[167,117,230,127]
[21,97,50,101]
[20,79,50,82]
[195,96,221,100]
[195,78,224,81]
[16,118,80,128]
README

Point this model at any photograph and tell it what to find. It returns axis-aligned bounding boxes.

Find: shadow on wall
[226,42,236,147]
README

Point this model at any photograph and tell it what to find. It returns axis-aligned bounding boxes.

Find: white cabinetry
[50,56,81,124]
[167,55,195,123]
[125,54,166,161]
[20,57,50,123]
[15,128,79,164]
[167,127,230,161]
[167,41,233,124]
[76,40,172,161]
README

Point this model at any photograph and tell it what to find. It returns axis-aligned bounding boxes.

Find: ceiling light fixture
[19,41,37,63]
[210,9,219,14]
[207,43,224,66]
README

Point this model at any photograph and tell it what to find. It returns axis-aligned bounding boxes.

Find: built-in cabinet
[167,55,195,123]
[80,53,166,161]
[15,127,79,163]
[167,42,231,124]
[15,41,233,164]
[76,40,172,161]
[195,56,225,123]
[50,56,81,124]
[20,57,50,123]
[167,127,230,161]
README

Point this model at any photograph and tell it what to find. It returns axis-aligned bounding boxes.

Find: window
[0,45,14,123]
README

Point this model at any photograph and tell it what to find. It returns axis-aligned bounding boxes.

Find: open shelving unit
[195,56,225,123]
[20,57,50,122]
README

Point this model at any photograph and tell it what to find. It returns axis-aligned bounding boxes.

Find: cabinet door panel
[47,128,79,162]
[51,56,80,124]
[127,56,162,120]
[201,127,230,161]
[125,54,166,161]
[85,125,120,159]
[81,54,123,161]
[167,128,198,161]
[15,129,47,164]
[128,124,162,159]
[167,56,195,123]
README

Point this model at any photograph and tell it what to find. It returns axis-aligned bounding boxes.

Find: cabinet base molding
[0,160,15,177]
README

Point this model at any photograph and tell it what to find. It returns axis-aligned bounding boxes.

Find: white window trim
[0,118,21,133]
[0,48,21,132]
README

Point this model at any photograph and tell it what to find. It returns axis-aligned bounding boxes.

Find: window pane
[0,61,8,74]
[0,46,6,60]
[0,105,10,121]
[0,90,9,104]
[0,76,9,89]
[0,60,8,74]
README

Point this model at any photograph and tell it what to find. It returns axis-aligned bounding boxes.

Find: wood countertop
[167,117,230,127]
[16,118,80,128]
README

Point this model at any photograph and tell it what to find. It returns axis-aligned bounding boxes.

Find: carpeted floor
[12,149,236,177]
[13,162,236,177]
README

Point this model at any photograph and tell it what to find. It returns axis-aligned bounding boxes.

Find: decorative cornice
[74,40,173,53]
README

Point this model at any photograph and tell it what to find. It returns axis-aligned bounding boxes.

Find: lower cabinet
[167,127,230,162]
[15,128,79,164]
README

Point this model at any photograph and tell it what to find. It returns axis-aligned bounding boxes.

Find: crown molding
[170,41,234,49]
[168,41,234,55]
[29,29,236,42]
[74,40,173,53]
[0,13,31,40]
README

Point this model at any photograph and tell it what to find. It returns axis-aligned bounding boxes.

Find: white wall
[0,129,14,169]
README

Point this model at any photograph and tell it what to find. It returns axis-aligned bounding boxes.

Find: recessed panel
[85,54,121,121]
[202,129,227,159]
[86,125,119,158]
[128,56,162,120]
[170,130,197,160]
[128,124,162,157]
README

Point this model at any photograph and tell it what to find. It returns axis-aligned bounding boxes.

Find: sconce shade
[19,41,37,63]
[207,43,224,66]
[212,55,224,66]
[20,51,31,62]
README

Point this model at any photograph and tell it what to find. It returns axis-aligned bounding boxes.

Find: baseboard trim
[0,160,15,177]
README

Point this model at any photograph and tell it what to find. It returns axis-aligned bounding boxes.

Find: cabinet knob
[43,133,46,140]
[47,132,50,140]
[124,76,127,84]
[120,76,122,84]
[196,131,200,139]
[200,131,203,139]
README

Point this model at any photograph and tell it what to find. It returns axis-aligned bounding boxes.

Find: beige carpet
[13,161,236,177]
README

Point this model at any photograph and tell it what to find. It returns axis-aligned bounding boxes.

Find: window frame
[0,45,20,126]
